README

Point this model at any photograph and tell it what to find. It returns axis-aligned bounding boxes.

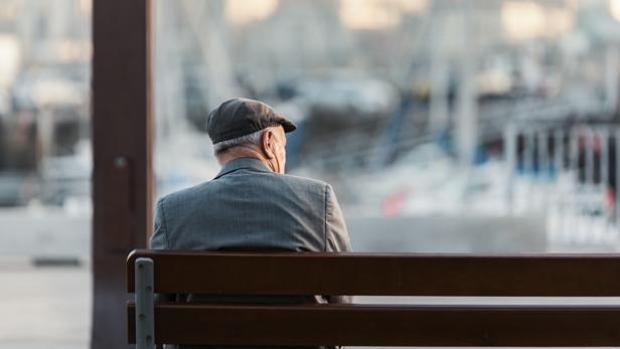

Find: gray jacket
[150,157,351,253]
[150,158,352,348]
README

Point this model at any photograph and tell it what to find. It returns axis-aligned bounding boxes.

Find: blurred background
[2,0,620,347]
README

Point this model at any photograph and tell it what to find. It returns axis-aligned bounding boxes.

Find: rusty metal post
[92,0,153,348]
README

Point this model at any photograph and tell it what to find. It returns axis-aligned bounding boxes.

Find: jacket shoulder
[279,173,329,191]
[158,173,329,205]
[157,181,211,206]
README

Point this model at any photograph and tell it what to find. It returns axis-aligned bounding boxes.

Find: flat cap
[207,97,297,144]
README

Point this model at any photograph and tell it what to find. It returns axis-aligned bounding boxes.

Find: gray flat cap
[207,97,297,144]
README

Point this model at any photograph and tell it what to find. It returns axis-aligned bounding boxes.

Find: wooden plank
[127,303,620,346]
[127,250,620,296]
[92,0,153,347]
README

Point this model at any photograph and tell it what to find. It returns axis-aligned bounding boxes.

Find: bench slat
[127,303,620,346]
[127,250,620,296]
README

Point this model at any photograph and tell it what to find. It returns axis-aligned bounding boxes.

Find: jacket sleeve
[325,184,352,253]
[150,199,178,304]
[325,184,353,304]
[150,198,169,250]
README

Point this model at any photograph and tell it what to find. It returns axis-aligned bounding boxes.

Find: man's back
[150,157,351,253]
[149,98,351,349]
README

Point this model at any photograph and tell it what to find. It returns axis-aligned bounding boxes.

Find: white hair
[213,129,264,154]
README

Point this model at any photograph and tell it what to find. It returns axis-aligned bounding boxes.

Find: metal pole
[569,128,579,177]
[569,127,580,239]
[538,129,549,211]
[553,129,565,235]
[606,45,619,112]
[524,129,535,176]
[600,128,609,190]
[455,1,478,168]
[538,129,551,179]
[524,128,536,209]
[598,128,610,236]
[504,123,517,214]
[584,128,598,240]
[585,127,594,190]
[429,0,449,134]
[554,129,564,175]
[135,258,155,349]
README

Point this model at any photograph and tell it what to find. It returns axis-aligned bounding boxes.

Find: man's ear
[261,129,275,159]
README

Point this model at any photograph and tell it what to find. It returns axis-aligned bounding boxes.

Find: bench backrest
[127,250,620,347]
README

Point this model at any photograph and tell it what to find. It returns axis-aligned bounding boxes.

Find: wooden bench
[127,250,620,348]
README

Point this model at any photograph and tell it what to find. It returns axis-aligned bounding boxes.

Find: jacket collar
[214,157,272,179]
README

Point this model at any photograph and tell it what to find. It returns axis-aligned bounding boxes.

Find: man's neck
[217,146,274,172]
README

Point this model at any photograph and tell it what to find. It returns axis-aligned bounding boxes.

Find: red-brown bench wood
[127,249,620,346]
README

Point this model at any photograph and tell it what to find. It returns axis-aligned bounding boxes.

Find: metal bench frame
[134,258,155,349]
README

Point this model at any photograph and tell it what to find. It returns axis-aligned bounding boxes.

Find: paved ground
[0,263,90,349]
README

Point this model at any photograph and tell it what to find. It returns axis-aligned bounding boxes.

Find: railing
[504,123,620,248]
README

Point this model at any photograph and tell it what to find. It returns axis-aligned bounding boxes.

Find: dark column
[91,0,153,348]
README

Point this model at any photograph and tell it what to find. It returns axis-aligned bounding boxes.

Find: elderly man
[150,97,351,304]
